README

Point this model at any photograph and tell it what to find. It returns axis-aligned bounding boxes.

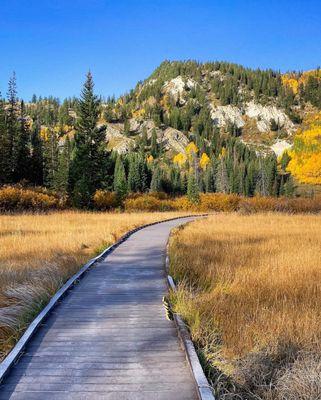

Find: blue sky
[0,0,320,100]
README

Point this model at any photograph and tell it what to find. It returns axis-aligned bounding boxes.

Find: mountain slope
[103,60,320,157]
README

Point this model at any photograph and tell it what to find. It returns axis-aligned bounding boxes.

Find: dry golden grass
[0,210,187,358]
[170,213,321,399]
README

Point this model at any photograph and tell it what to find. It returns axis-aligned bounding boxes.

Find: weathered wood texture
[0,218,198,400]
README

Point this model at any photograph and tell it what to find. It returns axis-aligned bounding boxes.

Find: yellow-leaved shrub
[93,190,119,210]
[0,186,63,212]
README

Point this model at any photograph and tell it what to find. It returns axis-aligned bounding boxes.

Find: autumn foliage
[121,192,321,214]
[0,186,64,212]
[93,190,118,210]
[282,69,321,94]
[287,112,321,185]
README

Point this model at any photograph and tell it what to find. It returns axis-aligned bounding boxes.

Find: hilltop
[1,61,321,201]
[102,61,320,156]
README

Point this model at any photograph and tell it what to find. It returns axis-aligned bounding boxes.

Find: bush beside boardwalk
[1,185,321,213]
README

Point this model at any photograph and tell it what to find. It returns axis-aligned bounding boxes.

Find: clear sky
[0,0,320,100]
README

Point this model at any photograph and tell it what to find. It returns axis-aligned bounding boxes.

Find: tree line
[0,72,294,209]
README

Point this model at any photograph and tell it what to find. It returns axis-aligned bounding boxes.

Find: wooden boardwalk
[0,218,199,400]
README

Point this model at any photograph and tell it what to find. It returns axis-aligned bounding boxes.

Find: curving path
[0,218,198,400]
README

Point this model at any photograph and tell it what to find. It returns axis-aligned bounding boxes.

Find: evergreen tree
[6,72,19,181]
[216,156,229,193]
[113,155,127,200]
[244,161,256,196]
[127,154,140,192]
[13,100,31,182]
[140,155,150,192]
[266,154,278,196]
[139,127,148,153]
[283,175,296,197]
[170,166,182,194]
[180,172,187,194]
[280,151,291,171]
[54,136,72,192]
[256,157,267,196]
[150,166,162,192]
[29,123,44,185]
[69,72,108,207]
[151,128,158,158]
[43,128,59,188]
[203,162,215,192]
[187,169,200,204]
[0,94,10,184]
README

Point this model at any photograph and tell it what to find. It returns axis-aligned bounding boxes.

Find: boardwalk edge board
[166,229,215,400]
[0,214,199,384]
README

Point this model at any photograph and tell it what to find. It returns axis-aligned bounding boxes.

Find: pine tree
[216,157,229,193]
[43,128,59,188]
[139,127,148,153]
[68,72,108,207]
[127,154,138,192]
[187,169,200,204]
[180,173,187,194]
[284,175,296,197]
[256,157,269,196]
[151,128,158,158]
[266,155,278,196]
[244,161,257,196]
[54,136,72,193]
[13,100,31,182]
[29,123,44,185]
[170,166,181,194]
[280,151,291,171]
[150,166,162,192]
[113,155,127,200]
[138,154,149,192]
[0,93,10,184]
[6,73,19,181]
[203,163,215,192]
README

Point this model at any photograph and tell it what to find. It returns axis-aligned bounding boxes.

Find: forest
[0,61,320,210]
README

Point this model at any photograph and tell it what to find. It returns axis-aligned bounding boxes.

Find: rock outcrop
[210,101,295,134]
[105,123,135,154]
[163,76,196,105]
[270,139,292,157]
[210,104,244,128]
[161,127,189,153]
[245,101,294,133]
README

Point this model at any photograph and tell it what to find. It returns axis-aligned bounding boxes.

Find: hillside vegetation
[1,61,320,207]
[170,214,321,399]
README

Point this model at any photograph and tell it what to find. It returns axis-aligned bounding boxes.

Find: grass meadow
[169,213,321,400]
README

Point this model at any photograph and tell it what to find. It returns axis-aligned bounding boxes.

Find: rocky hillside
[102,61,321,157]
[17,61,320,196]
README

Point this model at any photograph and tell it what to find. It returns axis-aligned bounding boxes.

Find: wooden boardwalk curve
[0,218,199,400]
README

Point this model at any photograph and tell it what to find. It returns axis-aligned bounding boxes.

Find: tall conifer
[14,100,31,182]
[6,73,19,181]
[69,72,108,207]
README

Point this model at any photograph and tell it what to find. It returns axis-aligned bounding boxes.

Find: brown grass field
[0,211,187,359]
[169,213,321,400]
